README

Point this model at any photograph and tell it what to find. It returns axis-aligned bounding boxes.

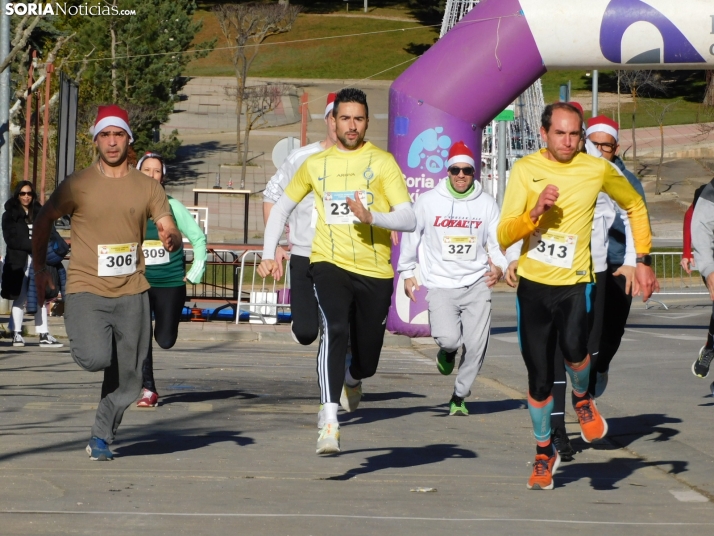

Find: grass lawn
[186,10,438,79]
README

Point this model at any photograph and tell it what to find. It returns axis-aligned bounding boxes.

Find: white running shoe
[12,332,24,347]
[340,382,362,412]
[316,422,340,454]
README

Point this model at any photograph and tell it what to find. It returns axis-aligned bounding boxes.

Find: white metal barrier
[646,251,709,309]
[235,250,291,324]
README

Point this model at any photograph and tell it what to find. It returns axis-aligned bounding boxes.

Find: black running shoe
[551,427,575,462]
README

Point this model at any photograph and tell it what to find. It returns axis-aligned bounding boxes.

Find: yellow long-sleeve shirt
[497,149,651,285]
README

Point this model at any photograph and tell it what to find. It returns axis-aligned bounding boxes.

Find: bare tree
[225,82,297,187]
[644,98,678,195]
[213,3,301,160]
[705,71,714,107]
[0,14,42,74]
[617,70,666,173]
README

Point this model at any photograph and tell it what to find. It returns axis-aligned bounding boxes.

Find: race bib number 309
[98,243,138,277]
[322,191,368,225]
[526,229,577,269]
[142,240,170,266]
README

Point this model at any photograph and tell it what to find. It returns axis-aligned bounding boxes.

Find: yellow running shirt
[498,149,651,285]
[285,141,411,279]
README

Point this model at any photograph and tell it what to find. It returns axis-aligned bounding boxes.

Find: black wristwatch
[636,255,652,267]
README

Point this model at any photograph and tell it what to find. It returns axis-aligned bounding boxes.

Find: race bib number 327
[98,243,138,277]
[442,235,477,261]
[526,229,577,269]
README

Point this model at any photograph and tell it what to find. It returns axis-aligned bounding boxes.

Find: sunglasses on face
[19,191,32,196]
[448,166,475,176]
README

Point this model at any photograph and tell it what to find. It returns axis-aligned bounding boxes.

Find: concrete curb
[11,318,413,347]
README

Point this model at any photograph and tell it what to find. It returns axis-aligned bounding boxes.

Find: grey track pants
[64,292,150,443]
[426,278,492,398]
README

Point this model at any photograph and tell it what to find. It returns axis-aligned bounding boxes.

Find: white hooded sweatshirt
[398,178,508,289]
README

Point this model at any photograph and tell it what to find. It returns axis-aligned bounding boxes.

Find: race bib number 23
[98,243,138,277]
[322,191,369,225]
[526,229,577,269]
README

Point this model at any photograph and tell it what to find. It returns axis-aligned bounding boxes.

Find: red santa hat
[586,115,619,141]
[90,104,133,143]
[324,93,337,118]
[446,141,475,168]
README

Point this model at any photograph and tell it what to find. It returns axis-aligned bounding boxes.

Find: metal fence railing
[646,252,709,309]
[235,250,291,324]
[184,249,241,302]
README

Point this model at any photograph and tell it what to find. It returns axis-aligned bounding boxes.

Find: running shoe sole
[581,416,608,444]
[340,383,362,413]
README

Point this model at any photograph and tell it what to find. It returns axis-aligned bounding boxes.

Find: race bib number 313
[98,243,138,277]
[323,191,368,225]
[526,229,577,269]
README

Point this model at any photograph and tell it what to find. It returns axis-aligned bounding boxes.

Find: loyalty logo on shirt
[433,215,482,229]
[532,177,546,182]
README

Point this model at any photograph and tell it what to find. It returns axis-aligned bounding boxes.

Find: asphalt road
[1,294,714,535]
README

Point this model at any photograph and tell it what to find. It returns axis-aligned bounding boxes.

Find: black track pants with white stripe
[310,262,394,404]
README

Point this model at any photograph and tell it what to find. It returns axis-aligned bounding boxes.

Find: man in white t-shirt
[263,93,337,345]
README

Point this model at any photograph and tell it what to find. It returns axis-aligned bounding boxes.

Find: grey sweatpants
[64,292,150,443]
[426,278,492,398]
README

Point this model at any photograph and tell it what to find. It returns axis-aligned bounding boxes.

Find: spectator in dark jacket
[1,181,62,347]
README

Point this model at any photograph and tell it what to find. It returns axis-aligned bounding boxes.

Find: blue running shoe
[86,437,114,461]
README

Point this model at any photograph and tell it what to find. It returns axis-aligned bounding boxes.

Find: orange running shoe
[527,449,560,490]
[573,396,608,443]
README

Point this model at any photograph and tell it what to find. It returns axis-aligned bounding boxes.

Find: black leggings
[142,285,187,393]
[310,262,393,405]
[101,285,186,398]
[516,277,594,403]
[551,271,605,429]
[289,254,320,345]
[597,268,633,373]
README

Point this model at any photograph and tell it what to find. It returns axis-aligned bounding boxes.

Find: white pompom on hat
[90,104,134,143]
[446,141,475,168]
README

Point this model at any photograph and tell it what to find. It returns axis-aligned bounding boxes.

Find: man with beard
[258,88,415,454]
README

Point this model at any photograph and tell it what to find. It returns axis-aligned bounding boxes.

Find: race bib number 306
[322,191,368,225]
[526,229,577,269]
[98,243,138,277]
[442,235,477,261]
[142,240,170,266]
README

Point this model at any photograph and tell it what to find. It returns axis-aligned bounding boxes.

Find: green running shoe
[449,394,468,416]
[436,349,457,376]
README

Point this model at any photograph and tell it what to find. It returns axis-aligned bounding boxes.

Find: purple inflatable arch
[387,0,714,336]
